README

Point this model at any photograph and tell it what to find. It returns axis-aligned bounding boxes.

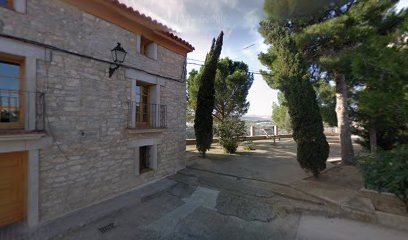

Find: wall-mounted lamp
[109,42,127,78]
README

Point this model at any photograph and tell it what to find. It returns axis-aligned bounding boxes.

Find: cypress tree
[259,23,329,177]
[194,31,224,157]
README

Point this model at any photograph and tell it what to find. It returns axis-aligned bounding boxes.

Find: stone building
[0,0,193,228]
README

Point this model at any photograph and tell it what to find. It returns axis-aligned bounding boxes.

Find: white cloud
[121,0,243,33]
[243,9,261,29]
[397,0,408,9]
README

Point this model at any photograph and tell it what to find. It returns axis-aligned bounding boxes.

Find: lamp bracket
[109,63,120,78]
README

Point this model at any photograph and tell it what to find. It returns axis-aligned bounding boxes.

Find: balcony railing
[127,101,167,129]
[0,89,45,133]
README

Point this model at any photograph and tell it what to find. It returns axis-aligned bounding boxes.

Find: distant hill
[241,115,271,122]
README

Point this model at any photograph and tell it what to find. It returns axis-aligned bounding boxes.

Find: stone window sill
[0,132,46,141]
[140,168,153,175]
[127,128,165,134]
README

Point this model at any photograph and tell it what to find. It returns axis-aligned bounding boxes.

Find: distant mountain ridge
[241,115,271,121]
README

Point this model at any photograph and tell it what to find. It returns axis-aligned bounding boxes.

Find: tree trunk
[335,73,354,164]
[369,127,377,153]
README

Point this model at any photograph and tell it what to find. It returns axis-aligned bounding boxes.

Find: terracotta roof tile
[109,0,194,51]
[163,32,194,50]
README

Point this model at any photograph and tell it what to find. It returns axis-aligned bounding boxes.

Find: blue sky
[121,0,408,118]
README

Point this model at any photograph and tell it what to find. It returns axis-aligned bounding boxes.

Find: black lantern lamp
[109,42,127,78]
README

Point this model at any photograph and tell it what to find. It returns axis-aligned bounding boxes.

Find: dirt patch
[361,189,408,217]
[304,165,364,190]
[290,165,365,205]
[292,165,408,217]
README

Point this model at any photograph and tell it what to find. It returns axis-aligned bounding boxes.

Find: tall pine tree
[188,58,254,123]
[296,0,407,162]
[263,0,406,164]
[262,0,355,164]
[194,31,224,157]
[350,26,408,151]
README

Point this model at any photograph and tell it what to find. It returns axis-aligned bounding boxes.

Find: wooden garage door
[0,151,27,226]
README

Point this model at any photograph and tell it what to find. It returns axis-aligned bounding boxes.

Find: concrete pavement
[4,138,406,239]
[52,165,408,240]
[297,215,408,240]
[54,182,408,240]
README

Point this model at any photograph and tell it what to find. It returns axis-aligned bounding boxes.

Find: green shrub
[358,145,408,212]
[243,140,256,151]
[219,118,246,154]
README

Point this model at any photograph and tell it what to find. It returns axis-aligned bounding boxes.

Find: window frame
[128,77,164,130]
[139,146,151,174]
[140,36,152,56]
[0,0,14,10]
[140,36,157,60]
[0,53,25,130]
[134,82,151,128]
[135,143,158,176]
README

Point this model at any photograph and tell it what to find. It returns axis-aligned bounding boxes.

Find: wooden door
[135,85,150,128]
[0,151,27,226]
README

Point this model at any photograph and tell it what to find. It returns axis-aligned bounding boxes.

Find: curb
[293,190,408,232]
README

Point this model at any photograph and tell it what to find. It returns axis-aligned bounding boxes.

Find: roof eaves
[108,0,194,51]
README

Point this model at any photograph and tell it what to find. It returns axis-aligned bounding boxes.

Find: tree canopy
[350,27,408,150]
[188,57,253,123]
[314,80,337,127]
[262,0,407,163]
[272,92,292,132]
[295,0,408,152]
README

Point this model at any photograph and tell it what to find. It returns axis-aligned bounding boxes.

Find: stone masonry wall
[0,0,187,221]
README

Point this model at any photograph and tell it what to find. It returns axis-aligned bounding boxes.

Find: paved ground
[186,136,357,184]
[296,215,408,240]
[52,182,408,240]
[52,182,407,240]
[7,137,407,240]
[187,139,309,184]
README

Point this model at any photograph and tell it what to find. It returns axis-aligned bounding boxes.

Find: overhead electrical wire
[242,43,256,50]
[186,62,271,76]
[0,33,185,82]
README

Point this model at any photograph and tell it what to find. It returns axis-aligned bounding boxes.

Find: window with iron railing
[0,0,13,10]
[0,0,26,13]
[127,102,166,129]
[127,83,166,129]
[0,56,45,133]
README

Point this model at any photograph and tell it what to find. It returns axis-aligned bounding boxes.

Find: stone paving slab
[145,187,219,236]
[168,207,300,240]
[174,168,325,205]
[216,191,275,222]
[33,178,408,240]
[4,137,403,239]
[55,190,185,240]
[0,178,178,240]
